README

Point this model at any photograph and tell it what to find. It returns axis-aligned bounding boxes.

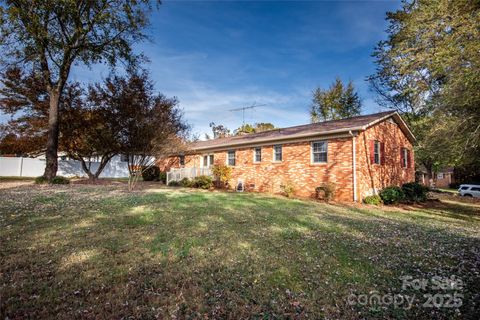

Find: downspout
[349,131,357,202]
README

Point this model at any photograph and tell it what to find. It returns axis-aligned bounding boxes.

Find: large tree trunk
[43,90,60,181]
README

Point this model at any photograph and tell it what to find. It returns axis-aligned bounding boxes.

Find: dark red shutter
[407,150,411,168]
[380,142,385,165]
[370,140,375,164]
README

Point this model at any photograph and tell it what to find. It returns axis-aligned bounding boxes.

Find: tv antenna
[229,102,266,126]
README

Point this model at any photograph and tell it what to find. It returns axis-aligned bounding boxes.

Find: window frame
[311,140,328,164]
[273,144,283,162]
[203,155,208,167]
[253,147,262,163]
[179,155,185,166]
[209,154,214,167]
[227,150,236,166]
[201,153,214,167]
[402,148,408,168]
[373,140,381,165]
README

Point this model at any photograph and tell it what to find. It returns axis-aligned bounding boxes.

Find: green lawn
[1,183,479,319]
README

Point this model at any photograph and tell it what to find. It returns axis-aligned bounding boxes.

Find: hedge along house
[161,111,416,202]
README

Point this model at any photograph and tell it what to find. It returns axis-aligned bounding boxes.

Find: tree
[233,122,276,135]
[254,122,275,132]
[61,85,121,180]
[310,78,361,123]
[209,122,230,139]
[233,124,255,135]
[0,0,158,181]
[93,71,189,190]
[0,67,49,155]
[368,0,480,168]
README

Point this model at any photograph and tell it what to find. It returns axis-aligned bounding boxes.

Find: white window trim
[201,153,214,167]
[273,144,283,162]
[226,150,236,166]
[253,147,261,163]
[311,140,328,164]
[402,148,408,168]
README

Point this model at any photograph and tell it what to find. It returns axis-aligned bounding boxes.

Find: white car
[458,184,480,198]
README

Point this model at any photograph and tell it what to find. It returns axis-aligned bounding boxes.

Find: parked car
[458,184,480,198]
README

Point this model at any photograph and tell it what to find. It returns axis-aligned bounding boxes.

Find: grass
[0,176,35,181]
[436,188,458,195]
[1,183,479,319]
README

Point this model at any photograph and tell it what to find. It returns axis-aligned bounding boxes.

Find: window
[120,154,129,162]
[311,141,327,163]
[373,141,381,164]
[273,145,282,162]
[401,148,408,168]
[202,154,214,167]
[471,187,480,191]
[254,147,261,163]
[460,186,469,190]
[227,150,236,166]
[437,173,444,180]
[179,155,185,166]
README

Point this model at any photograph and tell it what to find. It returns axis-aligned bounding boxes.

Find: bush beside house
[370,182,429,205]
[142,166,160,181]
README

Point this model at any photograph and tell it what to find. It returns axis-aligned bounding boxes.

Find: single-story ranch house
[161,111,416,202]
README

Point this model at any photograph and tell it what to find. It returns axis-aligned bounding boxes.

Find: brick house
[418,167,455,189]
[161,111,416,202]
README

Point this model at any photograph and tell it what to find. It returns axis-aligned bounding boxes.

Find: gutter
[349,130,358,202]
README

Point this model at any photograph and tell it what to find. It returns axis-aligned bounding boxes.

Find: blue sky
[2,0,401,138]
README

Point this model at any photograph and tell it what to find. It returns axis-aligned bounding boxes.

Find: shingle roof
[190,111,414,151]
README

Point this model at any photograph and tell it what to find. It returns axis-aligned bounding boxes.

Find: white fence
[166,167,213,185]
[0,156,129,178]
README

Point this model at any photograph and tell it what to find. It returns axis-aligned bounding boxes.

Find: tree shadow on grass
[1,187,479,319]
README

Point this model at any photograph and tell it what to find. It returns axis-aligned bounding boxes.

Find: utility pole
[229,102,266,126]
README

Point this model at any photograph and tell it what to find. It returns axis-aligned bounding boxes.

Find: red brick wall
[355,119,415,199]
[161,118,415,202]
[162,137,355,201]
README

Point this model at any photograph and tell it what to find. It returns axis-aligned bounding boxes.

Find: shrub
[52,176,70,184]
[363,195,382,205]
[280,182,295,198]
[379,186,405,205]
[168,180,180,187]
[142,166,160,181]
[159,171,167,184]
[402,182,429,202]
[35,176,48,184]
[211,164,232,188]
[180,177,192,187]
[191,175,213,189]
[35,176,70,184]
[315,182,336,202]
